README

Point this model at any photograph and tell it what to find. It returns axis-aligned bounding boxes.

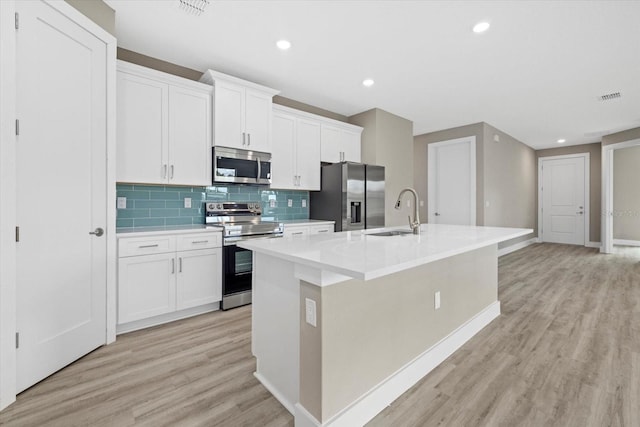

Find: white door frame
[0,0,117,410]
[538,153,590,246]
[427,136,476,225]
[601,138,640,254]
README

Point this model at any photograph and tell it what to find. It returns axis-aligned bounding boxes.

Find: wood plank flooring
[1,243,639,426]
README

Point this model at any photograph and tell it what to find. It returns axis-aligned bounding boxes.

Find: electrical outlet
[184,197,192,208]
[270,199,277,208]
[435,291,441,310]
[305,298,317,327]
[288,199,293,207]
[302,199,307,208]
[117,197,127,209]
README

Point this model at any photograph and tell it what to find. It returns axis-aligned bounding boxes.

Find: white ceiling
[105,0,640,150]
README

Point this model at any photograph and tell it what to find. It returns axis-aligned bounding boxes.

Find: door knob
[89,227,104,237]
[576,211,584,215]
[434,212,441,216]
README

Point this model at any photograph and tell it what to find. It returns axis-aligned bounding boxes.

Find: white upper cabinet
[271,105,321,191]
[320,123,362,163]
[116,61,212,186]
[200,70,279,153]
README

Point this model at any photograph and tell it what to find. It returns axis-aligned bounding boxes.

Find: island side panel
[252,253,300,413]
[299,245,498,423]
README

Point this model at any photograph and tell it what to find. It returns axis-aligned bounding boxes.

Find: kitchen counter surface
[116,224,217,237]
[239,223,531,281]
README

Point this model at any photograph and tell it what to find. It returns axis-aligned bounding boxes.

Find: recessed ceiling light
[557,139,566,143]
[473,22,490,33]
[362,79,375,87]
[276,40,291,50]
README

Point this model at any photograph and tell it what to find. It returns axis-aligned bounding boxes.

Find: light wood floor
[1,243,639,426]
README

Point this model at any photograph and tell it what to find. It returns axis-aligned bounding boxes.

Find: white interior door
[16,1,107,392]
[540,156,586,245]
[428,137,476,225]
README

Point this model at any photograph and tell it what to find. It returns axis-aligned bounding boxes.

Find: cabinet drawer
[284,227,308,238]
[118,235,176,257]
[176,232,221,251]
[310,224,334,235]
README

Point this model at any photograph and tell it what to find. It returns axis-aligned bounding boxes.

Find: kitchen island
[239,224,531,427]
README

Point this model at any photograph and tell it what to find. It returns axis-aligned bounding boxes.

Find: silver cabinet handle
[138,244,159,248]
[247,133,251,146]
[191,240,209,244]
[292,232,304,236]
[179,257,182,273]
[162,164,168,179]
[170,165,174,179]
[256,156,261,183]
[242,132,246,145]
[171,258,175,274]
[297,175,301,186]
[89,227,104,237]
[318,230,329,233]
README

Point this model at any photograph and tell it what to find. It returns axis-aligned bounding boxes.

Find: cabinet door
[168,85,212,186]
[296,118,321,190]
[244,88,273,153]
[320,124,342,163]
[116,72,168,183]
[342,129,362,163]
[176,248,221,310]
[214,80,245,149]
[271,112,297,189]
[118,253,176,324]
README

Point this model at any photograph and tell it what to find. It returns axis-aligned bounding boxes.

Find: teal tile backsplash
[116,184,310,229]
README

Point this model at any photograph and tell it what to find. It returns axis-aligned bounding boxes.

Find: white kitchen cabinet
[272,106,321,190]
[200,70,279,153]
[321,123,362,163]
[283,222,335,238]
[117,231,222,332]
[117,61,212,186]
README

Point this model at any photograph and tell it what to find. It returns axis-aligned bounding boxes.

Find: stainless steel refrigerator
[310,162,385,231]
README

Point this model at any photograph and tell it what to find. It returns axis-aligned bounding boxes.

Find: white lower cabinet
[283,222,335,238]
[117,231,222,331]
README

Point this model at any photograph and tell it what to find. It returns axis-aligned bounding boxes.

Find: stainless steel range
[205,202,283,310]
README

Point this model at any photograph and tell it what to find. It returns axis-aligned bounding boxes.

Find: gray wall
[413,122,536,247]
[536,143,601,242]
[65,0,115,35]
[602,127,640,146]
[349,109,415,227]
[613,145,640,241]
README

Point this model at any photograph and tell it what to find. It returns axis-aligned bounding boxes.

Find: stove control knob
[216,204,222,209]
[207,203,214,210]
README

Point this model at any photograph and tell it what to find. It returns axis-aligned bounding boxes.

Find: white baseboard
[586,241,602,248]
[255,372,296,415]
[498,238,538,257]
[613,239,640,247]
[295,301,501,427]
[116,302,219,335]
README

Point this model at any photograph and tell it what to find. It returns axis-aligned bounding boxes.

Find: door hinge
[15,226,20,242]
[16,332,19,349]
[15,12,19,30]
[16,119,20,136]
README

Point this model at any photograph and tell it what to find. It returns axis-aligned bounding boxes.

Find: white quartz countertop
[116,225,218,238]
[279,219,335,226]
[239,224,532,281]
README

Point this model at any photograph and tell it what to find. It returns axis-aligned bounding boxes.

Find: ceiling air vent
[598,92,621,101]
[179,0,210,16]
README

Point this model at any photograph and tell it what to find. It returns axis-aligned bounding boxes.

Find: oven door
[221,244,254,310]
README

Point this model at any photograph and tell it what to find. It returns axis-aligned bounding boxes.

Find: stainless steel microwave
[212,146,272,185]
